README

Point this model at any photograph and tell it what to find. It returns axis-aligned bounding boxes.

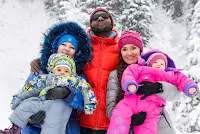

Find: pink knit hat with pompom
[118,31,143,52]
[146,52,168,68]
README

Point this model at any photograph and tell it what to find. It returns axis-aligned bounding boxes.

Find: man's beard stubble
[91,23,112,35]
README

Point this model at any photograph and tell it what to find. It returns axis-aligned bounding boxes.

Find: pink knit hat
[146,52,168,68]
[90,8,114,29]
[118,31,143,52]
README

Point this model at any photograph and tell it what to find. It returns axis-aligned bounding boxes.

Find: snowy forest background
[0,0,200,133]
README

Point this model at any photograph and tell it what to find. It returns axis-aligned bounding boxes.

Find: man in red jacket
[80,8,119,134]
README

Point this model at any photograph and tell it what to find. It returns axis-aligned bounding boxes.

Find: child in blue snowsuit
[0,53,97,134]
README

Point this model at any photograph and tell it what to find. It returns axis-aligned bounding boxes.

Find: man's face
[91,11,112,34]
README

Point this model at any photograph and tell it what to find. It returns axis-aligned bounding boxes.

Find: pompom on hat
[118,31,143,52]
[47,53,76,75]
[146,52,168,68]
[90,8,114,28]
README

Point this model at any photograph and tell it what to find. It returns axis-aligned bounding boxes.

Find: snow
[0,0,55,129]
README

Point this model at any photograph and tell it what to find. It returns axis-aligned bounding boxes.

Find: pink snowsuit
[107,63,198,134]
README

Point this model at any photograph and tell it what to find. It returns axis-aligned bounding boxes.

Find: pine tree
[44,0,89,29]
[110,0,154,47]
[44,0,63,21]
[162,0,184,20]
[183,0,199,30]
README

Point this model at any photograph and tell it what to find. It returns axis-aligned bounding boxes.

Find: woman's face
[121,44,141,65]
[57,42,76,58]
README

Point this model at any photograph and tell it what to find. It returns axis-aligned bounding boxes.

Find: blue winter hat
[56,34,78,52]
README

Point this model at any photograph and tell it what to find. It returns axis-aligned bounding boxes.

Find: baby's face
[151,59,166,70]
[53,66,71,76]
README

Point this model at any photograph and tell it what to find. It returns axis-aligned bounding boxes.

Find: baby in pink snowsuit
[107,49,198,134]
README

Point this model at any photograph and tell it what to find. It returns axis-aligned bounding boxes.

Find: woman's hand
[46,86,71,100]
[30,58,41,75]
[136,81,163,100]
[131,111,146,126]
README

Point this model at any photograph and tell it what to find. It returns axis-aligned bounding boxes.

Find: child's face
[53,66,71,76]
[151,59,166,70]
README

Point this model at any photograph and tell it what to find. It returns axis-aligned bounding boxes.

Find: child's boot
[0,124,21,134]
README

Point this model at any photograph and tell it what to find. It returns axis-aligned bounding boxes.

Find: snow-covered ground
[0,0,55,129]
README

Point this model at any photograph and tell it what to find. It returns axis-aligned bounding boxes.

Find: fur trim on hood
[40,22,92,73]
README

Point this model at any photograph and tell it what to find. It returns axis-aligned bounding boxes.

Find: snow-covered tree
[183,0,199,32]
[59,0,89,28]
[162,0,184,20]
[44,0,89,29]
[147,4,188,67]
[174,1,200,133]
[44,0,61,21]
[117,0,154,46]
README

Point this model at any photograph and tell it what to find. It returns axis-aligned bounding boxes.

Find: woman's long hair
[116,54,129,103]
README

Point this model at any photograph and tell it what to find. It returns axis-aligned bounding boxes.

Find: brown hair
[116,50,142,103]
[116,55,129,103]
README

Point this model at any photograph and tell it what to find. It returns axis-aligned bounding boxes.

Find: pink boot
[0,124,21,134]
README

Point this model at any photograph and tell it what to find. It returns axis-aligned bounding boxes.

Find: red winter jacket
[80,29,119,130]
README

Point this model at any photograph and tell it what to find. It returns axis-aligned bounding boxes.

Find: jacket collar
[87,29,118,45]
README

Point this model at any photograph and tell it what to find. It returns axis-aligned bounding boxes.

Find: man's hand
[131,111,146,126]
[30,58,41,75]
[46,86,71,100]
[136,81,163,100]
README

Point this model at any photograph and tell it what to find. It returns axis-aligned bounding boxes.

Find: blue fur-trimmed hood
[40,22,92,73]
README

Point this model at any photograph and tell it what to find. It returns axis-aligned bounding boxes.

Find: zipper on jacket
[161,110,171,128]
[95,37,104,130]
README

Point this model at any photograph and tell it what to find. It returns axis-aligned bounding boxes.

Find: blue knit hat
[56,34,78,52]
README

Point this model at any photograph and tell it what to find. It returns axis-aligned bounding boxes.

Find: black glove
[131,111,146,126]
[28,111,46,125]
[46,86,71,100]
[136,81,163,100]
